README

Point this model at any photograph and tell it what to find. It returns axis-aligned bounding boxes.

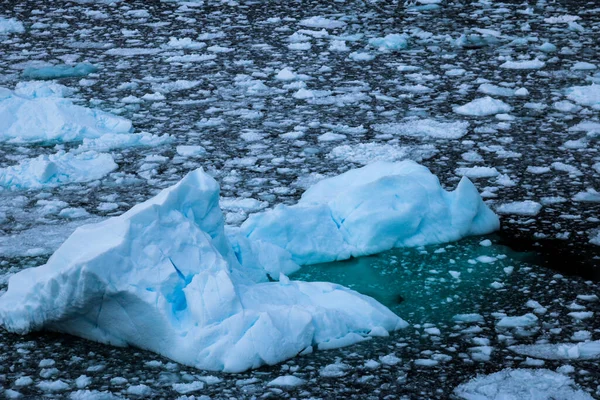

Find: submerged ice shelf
[0,161,498,372]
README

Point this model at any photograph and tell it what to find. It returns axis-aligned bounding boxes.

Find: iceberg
[22,63,99,80]
[0,151,117,189]
[0,168,406,372]
[0,81,132,143]
[239,161,499,265]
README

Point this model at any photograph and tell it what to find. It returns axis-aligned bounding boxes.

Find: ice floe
[454,369,594,400]
[454,97,512,116]
[0,81,132,143]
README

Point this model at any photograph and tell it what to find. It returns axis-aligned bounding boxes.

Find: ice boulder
[0,168,406,372]
[0,81,132,143]
[239,161,499,265]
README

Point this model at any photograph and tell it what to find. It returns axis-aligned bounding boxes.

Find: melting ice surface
[0,161,499,372]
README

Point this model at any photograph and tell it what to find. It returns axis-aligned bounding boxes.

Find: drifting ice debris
[0,161,498,372]
[22,63,99,80]
[454,368,594,400]
[239,161,499,265]
[0,81,132,143]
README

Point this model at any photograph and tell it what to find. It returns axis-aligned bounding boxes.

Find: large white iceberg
[239,161,499,265]
[0,168,406,372]
[0,81,132,143]
[0,161,499,372]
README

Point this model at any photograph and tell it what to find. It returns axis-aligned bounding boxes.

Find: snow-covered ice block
[454,368,593,400]
[239,161,499,265]
[0,81,132,143]
[0,168,406,372]
[22,63,99,80]
[0,151,117,189]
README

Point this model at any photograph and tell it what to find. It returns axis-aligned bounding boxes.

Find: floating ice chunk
[571,62,596,70]
[176,145,206,157]
[349,52,375,61]
[0,151,117,189]
[510,341,600,360]
[373,119,469,139]
[544,15,581,24]
[573,189,600,203]
[328,143,437,165]
[496,200,542,216]
[455,166,499,178]
[240,161,499,265]
[368,34,408,50]
[500,59,545,69]
[288,42,311,51]
[0,17,24,34]
[0,81,132,143]
[455,368,594,400]
[151,80,201,93]
[75,132,172,153]
[496,313,538,328]
[166,37,206,50]
[275,67,297,81]
[566,84,600,107]
[268,376,306,387]
[299,16,346,29]
[454,97,512,116]
[165,54,217,63]
[22,63,98,80]
[478,83,515,97]
[0,168,405,372]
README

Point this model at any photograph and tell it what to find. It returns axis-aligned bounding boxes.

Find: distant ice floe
[510,341,600,360]
[368,34,409,51]
[0,17,24,34]
[454,369,594,400]
[454,96,512,116]
[495,200,543,216]
[500,59,546,69]
[298,16,346,29]
[0,151,117,190]
[373,119,469,139]
[0,167,407,372]
[22,63,98,80]
[239,161,499,265]
[0,81,132,143]
[566,84,600,108]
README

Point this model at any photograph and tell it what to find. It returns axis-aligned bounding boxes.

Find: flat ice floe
[0,151,117,189]
[0,17,24,34]
[454,369,594,400]
[239,161,499,265]
[372,119,469,139]
[0,167,406,372]
[509,341,600,360]
[0,81,132,143]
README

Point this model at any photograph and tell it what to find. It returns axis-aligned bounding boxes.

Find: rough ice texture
[22,63,99,80]
[239,161,499,266]
[454,96,512,116]
[454,368,593,400]
[372,119,469,139]
[510,341,600,360]
[0,151,117,189]
[0,17,24,34]
[368,34,409,51]
[0,81,132,143]
[0,168,406,372]
[566,84,600,107]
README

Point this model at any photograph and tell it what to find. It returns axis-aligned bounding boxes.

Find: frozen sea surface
[0,0,599,398]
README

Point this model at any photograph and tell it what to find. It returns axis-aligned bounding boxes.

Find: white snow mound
[0,81,132,143]
[239,161,499,265]
[0,167,407,372]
